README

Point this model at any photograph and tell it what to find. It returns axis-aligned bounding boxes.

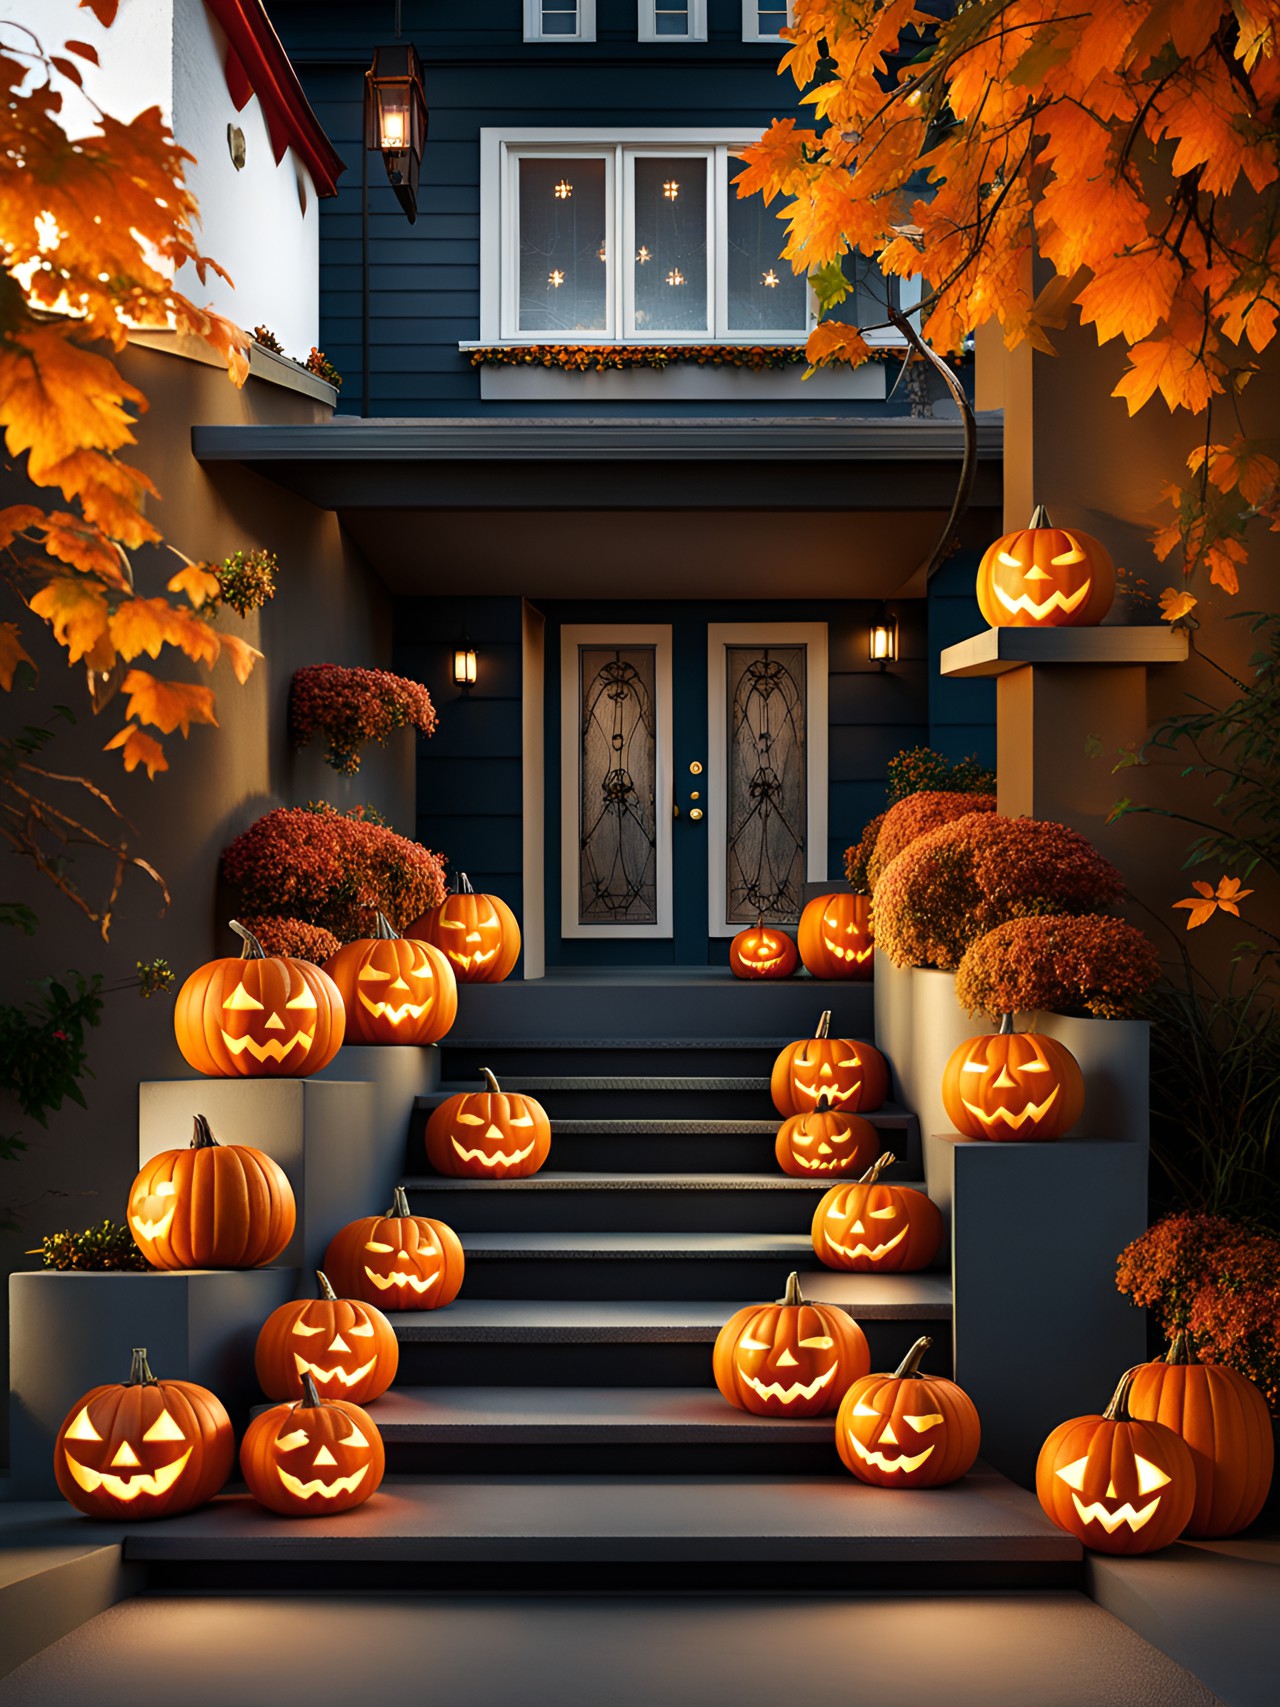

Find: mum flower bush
[221,804,446,941]
[290,665,438,776]
[885,747,996,806]
[865,790,997,893]
[873,813,1125,970]
[237,916,342,965]
[955,914,1161,1021]
[844,811,885,895]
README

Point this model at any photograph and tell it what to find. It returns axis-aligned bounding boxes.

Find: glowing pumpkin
[254,1270,399,1405]
[322,912,457,1046]
[323,1186,465,1311]
[424,1068,551,1179]
[173,919,344,1078]
[771,1010,889,1117]
[409,872,521,983]
[240,1372,384,1516]
[797,892,874,981]
[728,917,799,980]
[941,1016,1085,1142]
[976,505,1115,628]
[836,1335,980,1487]
[714,1271,869,1418]
[1126,1331,1274,1538]
[774,1093,879,1178]
[54,1347,234,1520]
[127,1113,295,1269]
[811,1153,944,1273]
[1037,1369,1197,1554]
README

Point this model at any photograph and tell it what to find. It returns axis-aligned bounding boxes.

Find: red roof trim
[205,0,346,197]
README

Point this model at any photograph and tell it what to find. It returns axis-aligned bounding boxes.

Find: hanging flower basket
[290,664,437,775]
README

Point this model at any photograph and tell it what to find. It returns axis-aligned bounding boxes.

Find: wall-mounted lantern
[364,43,429,225]
[452,639,477,692]
[869,609,898,669]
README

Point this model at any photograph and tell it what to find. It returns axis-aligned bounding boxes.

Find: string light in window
[762,269,780,288]
[662,180,680,200]
[549,269,565,287]
[636,245,652,264]
[666,269,685,286]
[554,179,572,199]
[598,243,607,261]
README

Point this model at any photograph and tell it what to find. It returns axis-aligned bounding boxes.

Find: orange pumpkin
[410,872,521,983]
[54,1347,234,1520]
[771,1010,889,1117]
[1036,1368,1197,1554]
[774,1093,879,1178]
[254,1271,400,1405]
[836,1335,980,1487]
[797,892,874,981]
[713,1271,869,1418]
[322,912,457,1046]
[240,1372,384,1516]
[127,1113,295,1270]
[425,1068,551,1179]
[1126,1331,1274,1538]
[174,919,345,1078]
[811,1153,944,1273]
[976,505,1115,628]
[323,1186,465,1311]
[941,1015,1085,1141]
[728,917,799,980]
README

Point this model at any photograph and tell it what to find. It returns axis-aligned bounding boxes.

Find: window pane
[726,176,807,333]
[755,4,790,34]
[578,646,658,926]
[633,157,707,334]
[540,4,579,33]
[518,157,608,334]
[655,6,690,32]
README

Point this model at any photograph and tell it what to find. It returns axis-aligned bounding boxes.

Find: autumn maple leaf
[1172,876,1254,929]
[1158,587,1198,622]
[0,620,35,690]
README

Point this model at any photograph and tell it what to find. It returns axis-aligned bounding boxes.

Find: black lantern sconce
[452,636,477,692]
[364,43,428,225]
[869,608,898,669]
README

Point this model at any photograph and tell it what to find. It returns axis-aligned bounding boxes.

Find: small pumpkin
[713,1271,870,1418]
[240,1372,384,1516]
[941,1015,1085,1142]
[322,911,458,1046]
[1126,1331,1274,1538]
[728,916,799,981]
[128,1113,296,1270]
[54,1347,234,1520]
[409,872,521,983]
[774,1093,879,1178]
[771,1009,889,1117]
[1036,1368,1197,1554]
[174,919,345,1078]
[811,1153,944,1273]
[976,504,1115,628]
[836,1335,980,1487]
[254,1271,400,1405]
[323,1186,465,1311]
[797,892,874,981]
[425,1068,551,1179]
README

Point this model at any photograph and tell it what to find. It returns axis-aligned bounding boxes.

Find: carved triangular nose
[994,1066,1016,1089]
[880,1423,898,1445]
[328,1334,350,1353]
[111,1442,141,1468]
[264,1011,285,1030]
[314,1445,337,1467]
[1106,1478,1117,1499]
[850,1219,865,1235]
[776,1348,799,1368]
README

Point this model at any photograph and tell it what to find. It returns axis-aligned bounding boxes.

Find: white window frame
[742,0,794,42]
[639,1,707,42]
[524,0,596,43]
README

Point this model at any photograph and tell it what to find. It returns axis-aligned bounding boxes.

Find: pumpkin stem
[781,1271,804,1307]
[316,1270,338,1301]
[892,1336,932,1379]
[299,1371,322,1408]
[364,910,399,940]
[127,1347,157,1386]
[458,872,474,893]
[229,918,268,960]
[755,913,764,928]
[814,1092,833,1114]
[857,1151,895,1185]
[815,1010,832,1040]
[1029,503,1053,529]
[1165,1330,1200,1366]
[998,1012,1015,1036]
[389,1185,412,1218]
[191,1114,219,1150]
[479,1067,502,1094]
[1102,1368,1138,1423]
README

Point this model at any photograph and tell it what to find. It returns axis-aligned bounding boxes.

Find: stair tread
[333,1387,839,1440]
[460,1230,823,1257]
[438,1076,774,1092]
[408,1172,924,1192]
[439,1037,845,1050]
[486,1117,909,1136]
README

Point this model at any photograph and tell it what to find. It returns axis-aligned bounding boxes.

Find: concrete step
[441,1040,786,1077]
[433,1074,778,1120]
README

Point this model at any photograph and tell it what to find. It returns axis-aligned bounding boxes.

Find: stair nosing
[404,1172,926,1191]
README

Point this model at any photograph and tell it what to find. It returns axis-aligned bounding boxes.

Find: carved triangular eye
[739,1336,772,1351]
[342,1424,370,1449]
[997,551,1022,568]
[286,986,317,1009]
[65,1406,102,1442]
[357,965,390,981]
[224,984,263,1010]
[799,1335,834,1349]
[142,1409,186,1442]
[510,1114,535,1127]
[1051,542,1085,565]
[1055,1455,1089,1491]
[902,1413,944,1432]
[852,1398,879,1418]
[348,1321,375,1338]
[1134,1455,1170,1495]
[869,1207,897,1220]
[291,1322,323,1337]
[365,1240,394,1252]
[277,1429,310,1451]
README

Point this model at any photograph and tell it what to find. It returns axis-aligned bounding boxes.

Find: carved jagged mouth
[960,1087,1060,1131]
[221,1030,315,1062]
[451,1137,537,1167]
[743,1365,837,1404]
[131,1208,175,1242]
[448,947,497,972]
[1071,1494,1160,1535]
[847,1435,934,1475]
[363,1267,439,1294]
[792,1152,857,1172]
[277,1464,369,1501]
[294,1354,378,1389]
[359,995,433,1024]
[994,580,1091,620]
[825,1226,907,1262]
[742,954,787,974]
[65,1448,192,1501]
[796,1080,860,1106]
[821,938,873,964]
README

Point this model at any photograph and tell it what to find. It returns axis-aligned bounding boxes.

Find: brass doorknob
[689,808,704,822]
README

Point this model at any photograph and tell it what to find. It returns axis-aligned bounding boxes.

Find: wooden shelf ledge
[940,626,1188,678]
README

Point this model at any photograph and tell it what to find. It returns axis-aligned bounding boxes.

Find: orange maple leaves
[1172,876,1254,930]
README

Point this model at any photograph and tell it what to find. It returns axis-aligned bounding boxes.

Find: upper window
[639,1,707,41]
[743,1,793,41]
[525,1,596,41]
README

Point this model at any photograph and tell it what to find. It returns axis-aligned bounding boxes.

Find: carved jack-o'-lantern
[811,1153,945,1273]
[941,1015,1085,1142]
[1036,1369,1197,1554]
[128,1113,296,1270]
[239,1373,385,1516]
[54,1347,234,1520]
[323,1186,465,1311]
[173,919,345,1078]
[424,1069,552,1179]
[322,912,458,1046]
[714,1272,870,1418]
[771,1010,889,1117]
[836,1335,980,1487]
[728,917,799,981]
[797,893,874,982]
[976,505,1116,628]
[409,873,521,983]
[774,1093,879,1178]
[254,1271,400,1405]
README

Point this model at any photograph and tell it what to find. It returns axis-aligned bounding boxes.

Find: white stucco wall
[1,0,321,349]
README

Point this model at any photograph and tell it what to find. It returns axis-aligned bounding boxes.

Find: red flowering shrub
[866,790,997,891]
[238,916,342,964]
[290,665,437,775]
[221,804,447,941]
[844,811,885,895]
[955,914,1161,1020]
[1117,1214,1280,1412]
[873,812,1125,970]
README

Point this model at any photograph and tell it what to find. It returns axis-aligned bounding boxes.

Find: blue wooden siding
[926,550,997,771]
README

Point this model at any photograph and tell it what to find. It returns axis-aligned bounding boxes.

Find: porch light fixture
[364,42,428,225]
[453,640,477,691]
[869,610,898,669]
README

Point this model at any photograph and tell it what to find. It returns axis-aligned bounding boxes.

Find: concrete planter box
[476,358,887,404]
[872,948,914,1103]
